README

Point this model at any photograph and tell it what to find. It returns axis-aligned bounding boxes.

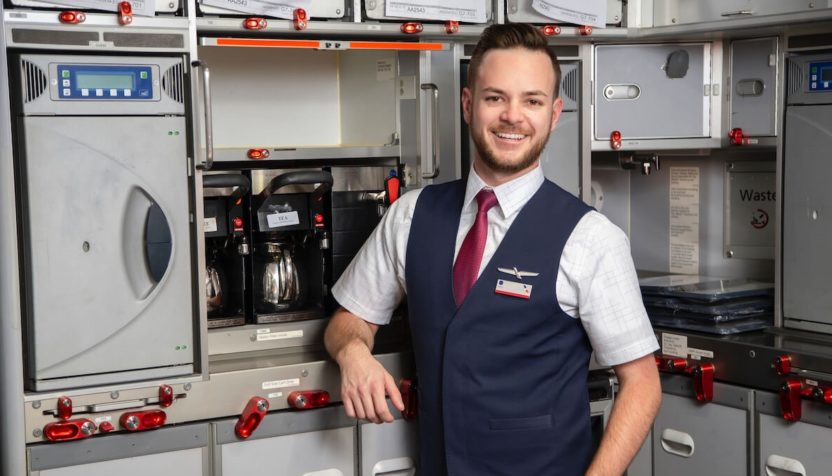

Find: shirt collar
[462,165,545,218]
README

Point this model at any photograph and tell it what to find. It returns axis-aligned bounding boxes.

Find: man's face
[462,48,563,176]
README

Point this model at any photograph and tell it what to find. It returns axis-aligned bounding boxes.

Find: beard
[470,123,551,175]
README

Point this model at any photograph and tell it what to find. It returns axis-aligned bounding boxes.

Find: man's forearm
[586,356,662,476]
[324,308,377,364]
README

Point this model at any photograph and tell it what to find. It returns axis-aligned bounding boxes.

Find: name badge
[495,279,532,299]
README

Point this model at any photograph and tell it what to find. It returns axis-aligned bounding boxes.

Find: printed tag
[267,211,300,228]
[61,0,154,16]
[267,392,284,399]
[688,347,714,360]
[200,0,310,19]
[262,378,300,390]
[257,330,304,342]
[662,333,688,358]
[94,416,112,424]
[495,279,532,299]
[203,217,218,233]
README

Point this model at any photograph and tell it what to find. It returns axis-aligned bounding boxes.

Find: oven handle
[421,83,440,179]
[192,60,214,170]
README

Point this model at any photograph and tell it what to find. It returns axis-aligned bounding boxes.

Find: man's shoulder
[572,210,628,247]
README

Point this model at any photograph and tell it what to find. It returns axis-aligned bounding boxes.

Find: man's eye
[485,96,501,102]
[528,99,542,106]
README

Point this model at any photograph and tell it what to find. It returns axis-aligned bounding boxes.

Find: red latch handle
[293,8,308,31]
[774,355,792,376]
[444,20,459,34]
[243,17,267,30]
[43,419,96,442]
[686,363,715,402]
[401,22,424,34]
[159,384,174,408]
[288,390,330,410]
[118,1,133,26]
[579,25,593,36]
[235,397,269,439]
[540,25,561,36]
[780,379,803,422]
[400,378,418,421]
[58,10,86,24]
[656,357,688,373]
[120,410,166,432]
[385,171,401,206]
[57,396,72,421]
[610,130,622,150]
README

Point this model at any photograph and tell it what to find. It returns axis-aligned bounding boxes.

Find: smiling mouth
[492,131,528,142]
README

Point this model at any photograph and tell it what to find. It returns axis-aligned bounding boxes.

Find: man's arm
[324,307,404,424]
[585,353,662,476]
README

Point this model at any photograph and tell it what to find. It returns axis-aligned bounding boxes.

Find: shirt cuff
[594,335,660,367]
[331,284,393,326]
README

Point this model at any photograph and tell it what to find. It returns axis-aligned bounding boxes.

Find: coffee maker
[203,174,251,328]
[250,170,333,324]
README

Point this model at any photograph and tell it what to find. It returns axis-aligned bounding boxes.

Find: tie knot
[475,189,498,214]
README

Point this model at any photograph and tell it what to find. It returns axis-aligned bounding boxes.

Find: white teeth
[495,132,526,140]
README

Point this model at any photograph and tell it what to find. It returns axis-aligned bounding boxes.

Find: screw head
[257,400,268,412]
[124,416,139,430]
[33,428,42,438]
[301,369,309,377]
[80,422,95,436]
[32,401,41,409]
[294,395,307,408]
[749,350,756,358]
[184,383,192,391]
[110,391,119,400]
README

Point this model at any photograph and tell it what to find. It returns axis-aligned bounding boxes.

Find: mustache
[491,128,531,135]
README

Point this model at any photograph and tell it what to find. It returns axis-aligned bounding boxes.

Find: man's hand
[324,308,405,424]
[336,341,405,424]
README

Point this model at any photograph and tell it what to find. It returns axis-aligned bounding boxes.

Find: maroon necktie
[453,189,498,306]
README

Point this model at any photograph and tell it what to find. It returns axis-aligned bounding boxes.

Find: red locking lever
[293,8,308,31]
[780,379,803,422]
[56,396,72,421]
[235,397,269,439]
[159,384,174,408]
[686,363,715,402]
[774,355,792,376]
[444,20,459,34]
[117,1,133,26]
[385,171,401,206]
[400,378,418,421]
[120,410,166,432]
[43,419,96,442]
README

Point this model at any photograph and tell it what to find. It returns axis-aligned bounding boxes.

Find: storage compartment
[363,0,491,23]
[505,0,623,26]
[198,0,345,19]
[652,376,751,476]
[359,415,418,475]
[197,41,412,163]
[7,0,179,15]
[594,43,719,150]
[654,0,826,26]
[540,62,581,197]
[729,37,778,137]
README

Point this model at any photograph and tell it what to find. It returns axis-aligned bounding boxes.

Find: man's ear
[549,96,564,133]
[461,87,473,125]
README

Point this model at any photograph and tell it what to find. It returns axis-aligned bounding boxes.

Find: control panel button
[825,82,830,88]
[62,88,70,96]
[109,89,118,97]
[139,89,150,97]
[95,89,104,97]
[124,89,131,97]
[62,79,70,87]
[61,70,70,78]
[812,74,818,81]
[140,71,148,79]
[812,82,818,89]
[81,89,89,97]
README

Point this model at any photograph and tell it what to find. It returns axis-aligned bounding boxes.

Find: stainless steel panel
[758,412,832,476]
[595,44,710,140]
[23,116,194,388]
[364,0,491,22]
[359,404,418,476]
[730,37,778,136]
[199,0,345,18]
[506,0,623,25]
[36,449,204,476]
[541,111,580,197]
[29,423,208,471]
[783,105,832,328]
[786,53,832,106]
[654,0,751,26]
[9,0,179,13]
[653,378,751,476]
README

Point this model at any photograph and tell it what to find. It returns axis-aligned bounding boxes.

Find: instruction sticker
[61,0,154,16]
[267,392,284,399]
[257,330,304,342]
[199,0,310,19]
[669,167,700,274]
[385,0,486,23]
[531,0,607,29]
[262,378,300,390]
[377,59,395,82]
[267,211,300,228]
[688,347,714,360]
[203,217,218,233]
[662,333,688,358]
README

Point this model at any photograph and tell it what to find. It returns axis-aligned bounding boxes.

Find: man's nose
[499,100,524,124]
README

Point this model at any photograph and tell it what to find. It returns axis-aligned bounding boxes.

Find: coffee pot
[256,242,305,312]
[205,263,224,314]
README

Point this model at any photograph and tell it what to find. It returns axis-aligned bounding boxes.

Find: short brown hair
[467,23,561,98]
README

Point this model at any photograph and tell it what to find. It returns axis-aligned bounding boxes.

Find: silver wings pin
[497,267,540,280]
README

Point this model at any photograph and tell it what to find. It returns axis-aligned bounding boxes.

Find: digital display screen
[75,71,134,90]
[823,68,832,82]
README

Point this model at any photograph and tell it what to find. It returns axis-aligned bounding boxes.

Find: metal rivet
[301,369,309,377]
[33,429,42,438]
[812,210,819,220]
[32,401,41,409]
[184,383,192,391]
[672,18,677,23]
[727,250,735,258]
[810,2,815,7]
[168,2,174,7]
[728,163,734,170]
[82,242,90,252]
[110,391,119,400]
[336,8,341,14]
[749,350,756,358]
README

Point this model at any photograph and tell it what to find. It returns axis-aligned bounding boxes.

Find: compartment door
[759,413,832,475]
[783,105,832,327]
[505,0,623,25]
[730,37,778,137]
[364,0,491,23]
[22,116,194,388]
[360,417,418,476]
[595,44,710,140]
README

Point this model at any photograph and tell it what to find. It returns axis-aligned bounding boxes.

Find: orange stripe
[349,41,444,51]
[215,38,320,48]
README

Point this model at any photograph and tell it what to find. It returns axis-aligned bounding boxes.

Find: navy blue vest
[405,178,594,476]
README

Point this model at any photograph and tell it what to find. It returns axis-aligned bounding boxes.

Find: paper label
[662,333,688,358]
[60,0,154,16]
[688,347,714,360]
[94,415,112,424]
[495,279,532,299]
[256,330,304,342]
[377,59,395,82]
[267,392,284,399]
[531,0,607,29]
[267,211,300,228]
[256,328,271,334]
[262,378,300,390]
[385,0,487,23]
[669,167,700,274]
[199,0,310,18]
[203,217,218,233]
[806,379,819,387]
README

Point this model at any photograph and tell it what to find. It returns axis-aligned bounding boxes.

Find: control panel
[808,61,832,92]
[53,64,157,100]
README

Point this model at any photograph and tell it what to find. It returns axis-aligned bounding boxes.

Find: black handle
[203,174,251,202]
[260,171,334,199]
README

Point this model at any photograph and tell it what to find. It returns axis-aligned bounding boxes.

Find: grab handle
[192,60,214,170]
[421,83,440,179]
[660,428,694,458]
[765,454,807,476]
